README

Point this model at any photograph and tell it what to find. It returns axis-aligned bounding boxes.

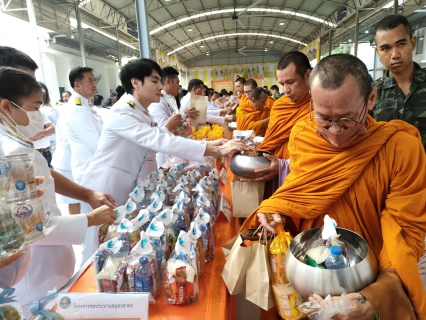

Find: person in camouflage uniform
[372,15,426,151]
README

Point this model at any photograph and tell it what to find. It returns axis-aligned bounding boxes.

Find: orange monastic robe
[242,117,426,320]
[238,96,274,135]
[257,94,311,159]
[235,95,251,126]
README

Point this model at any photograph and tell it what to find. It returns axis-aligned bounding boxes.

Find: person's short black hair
[251,87,267,100]
[120,58,162,94]
[188,78,204,93]
[39,82,50,105]
[220,89,228,95]
[161,66,179,85]
[277,51,312,78]
[69,67,94,88]
[94,94,104,105]
[375,15,412,38]
[0,67,41,105]
[229,91,233,95]
[263,86,268,89]
[310,54,372,100]
[0,46,38,71]
[235,77,246,85]
[270,85,279,91]
[219,93,223,97]
[62,91,72,96]
[244,79,258,89]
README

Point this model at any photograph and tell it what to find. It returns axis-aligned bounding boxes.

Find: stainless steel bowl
[227,122,237,130]
[229,154,271,179]
[284,227,378,298]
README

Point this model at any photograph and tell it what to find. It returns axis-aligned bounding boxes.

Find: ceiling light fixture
[349,39,352,42]
[279,20,284,25]
[270,41,273,43]
[200,44,204,48]
[365,30,369,33]
[206,52,210,55]
[167,33,307,55]
[188,27,192,31]
[150,8,336,35]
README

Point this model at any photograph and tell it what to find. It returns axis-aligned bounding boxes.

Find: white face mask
[9,101,44,138]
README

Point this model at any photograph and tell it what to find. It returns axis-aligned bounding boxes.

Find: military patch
[127,100,136,109]
[75,97,82,106]
[161,92,164,97]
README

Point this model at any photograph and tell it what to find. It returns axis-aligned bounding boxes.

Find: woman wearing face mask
[79,58,248,264]
[0,67,117,313]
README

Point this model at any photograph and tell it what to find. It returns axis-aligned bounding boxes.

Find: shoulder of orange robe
[239,100,272,135]
[241,116,426,317]
[257,94,311,159]
[30,289,59,319]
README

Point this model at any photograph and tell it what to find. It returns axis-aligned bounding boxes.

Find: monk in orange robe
[236,79,258,125]
[257,52,312,160]
[238,88,273,135]
[242,55,426,320]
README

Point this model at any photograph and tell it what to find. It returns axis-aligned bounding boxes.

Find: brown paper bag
[231,181,265,217]
[221,233,253,295]
[245,237,275,310]
[190,94,207,124]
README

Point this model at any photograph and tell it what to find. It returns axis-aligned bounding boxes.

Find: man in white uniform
[148,66,199,167]
[180,79,233,125]
[31,110,54,168]
[59,67,103,185]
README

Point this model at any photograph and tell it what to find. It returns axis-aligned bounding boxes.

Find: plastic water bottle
[199,224,208,252]
[135,257,154,295]
[173,214,186,238]
[325,245,347,269]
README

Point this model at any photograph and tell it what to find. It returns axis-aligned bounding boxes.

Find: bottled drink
[173,214,186,238]
[135,257,154,296]
[325,245,347,269]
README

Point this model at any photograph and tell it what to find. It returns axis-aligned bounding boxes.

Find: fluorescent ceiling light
[151,8,335,35]
[167,33,307,55]
[188,27,192,31]
[70,18,138,50]
[383,0,403,8]
[270,41,273,43]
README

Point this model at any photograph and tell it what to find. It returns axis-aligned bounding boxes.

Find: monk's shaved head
[244,79,258,89]
[309,54,372,99]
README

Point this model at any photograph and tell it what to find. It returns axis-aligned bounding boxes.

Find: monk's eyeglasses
[309,98,368,130]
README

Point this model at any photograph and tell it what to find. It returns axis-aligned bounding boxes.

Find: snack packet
[269,231,293,284]
[194,209,214,262]
[156,209,174,260]
[0,288,24,320]
[146,218,166,278]
[188,221,205,279]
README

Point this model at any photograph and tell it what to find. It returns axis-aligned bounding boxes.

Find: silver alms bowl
[284,227,378,298]
[229,154,271,179]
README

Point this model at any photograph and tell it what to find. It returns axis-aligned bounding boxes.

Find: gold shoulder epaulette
[127,100,136,109]
[75,97,82,106]
[161,92,164,97]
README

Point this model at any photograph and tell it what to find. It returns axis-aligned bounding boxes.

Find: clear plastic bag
[298,294,355,320]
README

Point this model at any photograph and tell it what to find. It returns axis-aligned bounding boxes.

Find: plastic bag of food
[156,209,174,260]
[146,218,166,279]
[188,221,205,279]
[174,114,192,137]
[95,237,125,292]
[272,284,305,320]
[0,288,24,320]
[298,293,355,320]
[164,231,199,305]
[128,209,150,249]
[101,205,126,244]
[29,289,65,320]
[194,209,214,262]
[269,231,293,285]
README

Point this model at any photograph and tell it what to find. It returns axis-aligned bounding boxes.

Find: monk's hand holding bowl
[254,153,279,182]
[309,293,375,320]
[257,212,282,234]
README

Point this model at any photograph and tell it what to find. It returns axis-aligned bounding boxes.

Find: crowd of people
[0,13,424,320]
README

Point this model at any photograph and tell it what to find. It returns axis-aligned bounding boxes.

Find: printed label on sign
[55,293,148,320]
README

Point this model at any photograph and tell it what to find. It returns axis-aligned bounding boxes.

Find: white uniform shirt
[41,106,59,153]
[33,112,51,150]
[94,105,110,121]
[180,93,225,125]
[148,90,179,168]
[0,123,87,307]
[51,103,72,171]
[79,94,207,263]
[62,92,103,181]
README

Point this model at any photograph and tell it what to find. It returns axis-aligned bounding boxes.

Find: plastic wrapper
[29,289,64,320]
[194,209,214,262]
[164,231,199,305]
[0,117,57,253]
[0,288,24,320]
[272,284,305,320]
[298,294,355,320]
[101,205,126,244]
[269,231,293,285]
[188,221,205,279]
[174,115,192,137]
[128,209,150,249]
[157,209,174,260]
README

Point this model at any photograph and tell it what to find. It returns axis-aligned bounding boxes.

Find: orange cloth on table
[257,94,311,159]
[238,96,274,135]
[241,116,426,319]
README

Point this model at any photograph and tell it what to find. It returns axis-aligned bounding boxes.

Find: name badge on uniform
[127,100,136,109]
[75,97,82,106]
